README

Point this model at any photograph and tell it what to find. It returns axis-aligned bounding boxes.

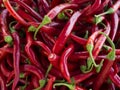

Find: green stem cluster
[81,32,115,73]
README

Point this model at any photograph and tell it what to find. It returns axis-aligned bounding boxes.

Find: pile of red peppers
[0,0,120,90]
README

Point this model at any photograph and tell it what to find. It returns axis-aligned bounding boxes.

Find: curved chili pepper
[6,54,13,67]
[93,21,110,59]
[53,11,81,55]
[0,9,14,46]
[12,31,20,90]
[0,60,11,77]
[0,9,10,36]
[85,0,101,16]
[109,12,119,41]
[25,31,44,72]
[14,0,42,21]
[3,0,28,26]
[60,44,74,82]
[17,8,37,22]
[33,40,51,55]
[86,30,101,47]
[20,64,43,80]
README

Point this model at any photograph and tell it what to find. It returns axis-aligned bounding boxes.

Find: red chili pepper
[93,59,114,90]
[33,41,51,55]
[0,0,120,90]
[6,53,13,67]
[3,0,28,26]
[6,71,14,84]
[70,34,87,45]
[0,9,14,46]
[49,67,63,78]
[53,11,81,55]
[40,32,55,48]
[40,0,50,13]
[60,44,74,82]
[0,60,11,77]
[32,76,39,88]
[85,0,101,16]
[69,51,89,62]
[44,77,56,90]
[20,64,43,80]
[109,12,119,41]
[86,30,101,47]
[1,9,10,36]
[0,74,7,90]
[14,0,42,21]
[98,0,110,11]
[12,31,20,90]
[25,31,44,71]
[0,44,10,61]
[91,24,99,33]
[109,68,120,88]
[92,21,110,59]
[73,71,94,84]
[17,8,37,22]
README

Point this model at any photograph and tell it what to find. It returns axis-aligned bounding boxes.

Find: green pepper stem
[9,21,16,33]
[33,15,51,40]
[4,35,13,45]
[45,64,52,78]
[53,83,75,90]
[89,52,99,67]
[95,8,114,17]
[99,32,115,60]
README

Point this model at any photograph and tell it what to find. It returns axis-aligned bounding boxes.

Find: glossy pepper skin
[53,11,81,55]
[60,44,74,82]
